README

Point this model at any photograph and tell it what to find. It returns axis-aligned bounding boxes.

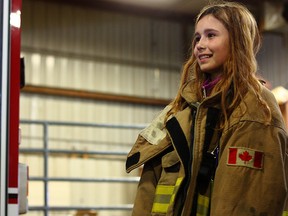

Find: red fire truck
[0,0,27,215]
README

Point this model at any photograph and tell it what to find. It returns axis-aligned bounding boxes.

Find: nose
[196,43,206,51]
[195,38,206,51]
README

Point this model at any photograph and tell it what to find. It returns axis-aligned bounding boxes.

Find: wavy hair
[166,1,271,125]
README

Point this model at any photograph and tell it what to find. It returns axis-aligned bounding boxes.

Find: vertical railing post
[43,122,49,216]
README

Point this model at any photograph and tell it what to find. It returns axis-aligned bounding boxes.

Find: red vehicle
[0,0,27,215]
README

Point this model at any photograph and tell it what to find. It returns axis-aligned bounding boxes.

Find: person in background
[126,1,288,215]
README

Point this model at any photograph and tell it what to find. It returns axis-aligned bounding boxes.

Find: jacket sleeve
[283,131,288,213]
[211,120,288,216]
[131,154,162,216]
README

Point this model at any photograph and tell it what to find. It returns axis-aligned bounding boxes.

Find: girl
[126,2,288,215]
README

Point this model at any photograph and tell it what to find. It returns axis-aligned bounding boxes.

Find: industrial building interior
[18,0,288,215]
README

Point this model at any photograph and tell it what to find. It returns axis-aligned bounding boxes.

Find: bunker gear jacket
[126,79,288,216]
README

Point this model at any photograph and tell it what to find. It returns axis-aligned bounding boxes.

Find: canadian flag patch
[227,147,264,169]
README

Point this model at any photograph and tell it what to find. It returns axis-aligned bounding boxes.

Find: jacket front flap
[126,134,172,173]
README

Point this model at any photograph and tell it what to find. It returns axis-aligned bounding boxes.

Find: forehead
[195,14,227,33]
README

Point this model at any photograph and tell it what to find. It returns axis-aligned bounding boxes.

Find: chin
[200,68,215,73]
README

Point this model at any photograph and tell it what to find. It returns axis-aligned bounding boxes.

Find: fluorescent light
[10,10,21,28]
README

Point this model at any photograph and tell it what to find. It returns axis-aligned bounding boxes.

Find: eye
[207,33,216,38]
[194,35,201,43]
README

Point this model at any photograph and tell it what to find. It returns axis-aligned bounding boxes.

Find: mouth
[198,54,212,60]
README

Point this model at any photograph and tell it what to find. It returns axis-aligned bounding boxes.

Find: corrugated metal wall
[19,0,186,215]
[20,0,183,98]
[19,0,288,215]
[257,33,288,89]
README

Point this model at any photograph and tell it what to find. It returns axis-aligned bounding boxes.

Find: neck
[202,75,222,98]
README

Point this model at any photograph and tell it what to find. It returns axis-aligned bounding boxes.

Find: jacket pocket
[158,150,180,185]
[163,150,180,170]
[152,151,181,216]
[151,150,181,215]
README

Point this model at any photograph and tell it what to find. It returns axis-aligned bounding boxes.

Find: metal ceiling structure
[39,0,287,31]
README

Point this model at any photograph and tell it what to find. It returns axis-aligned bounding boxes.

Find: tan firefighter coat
[126,79,288,216]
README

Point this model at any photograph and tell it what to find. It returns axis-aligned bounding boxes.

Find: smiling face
[193,14,230,80]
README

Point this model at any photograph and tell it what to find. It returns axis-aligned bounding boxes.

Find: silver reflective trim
[0,0,10,215]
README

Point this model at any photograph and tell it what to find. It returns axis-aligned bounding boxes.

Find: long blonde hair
[166,1,271,125]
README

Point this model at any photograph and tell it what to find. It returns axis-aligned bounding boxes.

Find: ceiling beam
[33,0,197,23]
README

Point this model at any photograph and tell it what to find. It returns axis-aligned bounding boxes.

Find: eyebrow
[194,28,220,36]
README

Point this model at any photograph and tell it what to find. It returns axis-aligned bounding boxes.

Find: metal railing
[20,120,145,216]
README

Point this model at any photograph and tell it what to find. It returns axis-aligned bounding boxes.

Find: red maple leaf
[239,151,252,163]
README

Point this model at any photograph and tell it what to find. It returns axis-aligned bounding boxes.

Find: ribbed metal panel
[21,0,183,98]
[20,0,185,152]
[20,0,288,215]
[21,2,183,213]
[257,33,288,89]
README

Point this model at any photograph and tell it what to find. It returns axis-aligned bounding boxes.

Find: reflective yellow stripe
[196,194,210,216]
[155,185,175,195]
[170,193,176,205]
[152,177,184,214]
[175,177,183,186]
[152,203,170,213]
[198,194,209,208]
[170,177,183,204]
[152,185,174,213]
[283,211,288,216]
